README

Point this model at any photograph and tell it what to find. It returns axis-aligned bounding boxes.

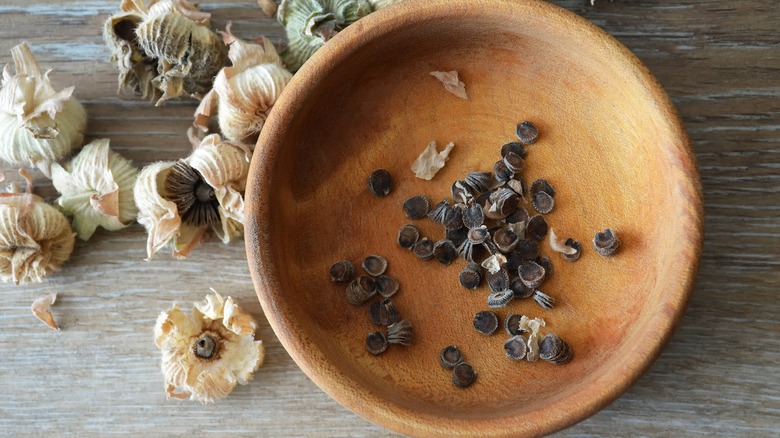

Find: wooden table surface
[1,1,778,436]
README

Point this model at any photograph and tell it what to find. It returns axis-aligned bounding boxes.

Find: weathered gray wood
[0,0,778,436]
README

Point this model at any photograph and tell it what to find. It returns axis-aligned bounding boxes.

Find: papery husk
[31,292,60,330]
[0,192,75,284]
[411,140,455,180]
[194,29,293,144]
[134,161,183,259]
[52,139,140,240]
[367,0,402,11]
[0,43,87,176]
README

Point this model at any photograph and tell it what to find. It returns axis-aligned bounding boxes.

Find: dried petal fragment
[549,228,577,256]
[520,316,546,362]
[31,292,59,330]
[593,228,620,256]
[562,238,582,262]
[103,5,161,101]
[258,0,279,17]
[429,70,467,100]
[481,253,506,274]
[411,140,454,180]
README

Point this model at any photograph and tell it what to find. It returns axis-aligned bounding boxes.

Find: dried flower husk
[194,28,293,144]
[103,2,162,102]
[135,0,228,104]
[31,292,60,330]
[278,0,372,72]
[154,290,264,403]
[135,134,250,259]
[518,315,545,362]
[430,70,468,100]
[51,139,139,240]
[411,140,455,180]
[0,188,75,284]
[0,43,87,176]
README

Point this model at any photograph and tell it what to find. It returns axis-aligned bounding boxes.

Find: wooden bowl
[246,0,703,436]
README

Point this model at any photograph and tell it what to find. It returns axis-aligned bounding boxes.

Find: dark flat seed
[462,203,485,229]
[501,141,527,159]
[593,228,620,256]
[387,320,413,346]
[518,260,546,289]
[330,260,355,282]
[376,275,399,298]
[463,171,493,194]
[486,268,510,293]
[403,195,429,219]
[446,227,469,248]
[440,345,464,369]
[562,238,582,262]
[413,238,435,260]
[510,276,534,299]
[363,255,388,276]
[503,151,525,173]
[380,299,400,325]
[526,215,548,241]
[504,335,529,360]
[452,363,477,388]
[530,178,555,197]
[540,334,573,364]
[365,331,388,355]
[367,169,392,196]
[504,313,525,336]
[505,206,529,225]
[493,227,519,254]
[427,199,450,222]
[451,180,472,204]
[506,178,525,197]
[490,188,519,217]
[513,239,540,261]
[368,301,382,325]
[346,276,377,305]
[505,255,523,273]
[533,290,555,310]
[474,190,493,208]
[487,289,514,308]
[397,224,420,249]
[531,191,554,214]
[473,311,499,335]
[433,239,458,265]
[467,226,490,244]
[494,160,513,183]
[516,121,539,144]
[536,256,553,279]
[443,205,464,231]
[459,266,482,289]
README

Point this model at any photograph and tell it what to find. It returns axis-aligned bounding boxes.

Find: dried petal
[481,253,506,274]
[31,292,59,330]
[258,0,279,17]
[593,228,620,256]
[562,238,582,262]
[411,140,454,180]
[429,70,467,100]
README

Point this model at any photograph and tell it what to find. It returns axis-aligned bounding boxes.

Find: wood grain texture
[0,0,777,436]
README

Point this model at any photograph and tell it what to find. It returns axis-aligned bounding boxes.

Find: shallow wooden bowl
[246,0,703,436]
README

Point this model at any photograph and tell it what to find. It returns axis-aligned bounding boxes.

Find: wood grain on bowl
[245,0,703,436]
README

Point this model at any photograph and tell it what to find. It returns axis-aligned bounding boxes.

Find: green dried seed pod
[329,260,355,282]
[452,363,477,388]
[439,345,464,369]
[362,254,388,276]
[367,169,392,196]
[593,228,620,256]
[472,311,499,335]
[518,260,546,289]
[526,215,548,241]
[504,335,528,360]
[375,274,399,298]
[365,331,388,355]
[516,121,539,144]
[487,289,514,308]
[433,239,458,265]
[403,195,430,219]
[413,238,435,260]
[397,223,420,249]
[501,141,527,159]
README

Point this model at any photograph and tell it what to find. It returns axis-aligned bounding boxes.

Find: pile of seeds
[330,255,413,355]
[439,345,477,388]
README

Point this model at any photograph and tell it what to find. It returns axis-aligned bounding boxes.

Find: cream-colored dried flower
[154,290,264,403]
[278,0,372,72]
[0,186,75,284]
[134,0,228,105]
[411,140,455,180]
[481,253,506,275]
[518,315,546,362]
[32,292,60,330]
[103,1,162,102]
[194,26,293,144]
[430,70,468,100]
[51,138,139,240]
[0,43,87,176]
[135,134,250,259]
[549,228,578,256]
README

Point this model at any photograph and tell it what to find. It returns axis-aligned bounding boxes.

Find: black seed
[504,335,529,360]
[402,195,429,219]
[493,160,514,183]
[397,224,420,249]
[536,256,553,279]
[504,313,525,335]
[486,268,510,293]
[452,363,477,388]
[501,141,527,159]
[473,189,494,209]
[518,260,546,289]
[413,238,435,260]
[451,180,472,204]
[512,239,540,261]
[540,334,573,364]
[366,331,388,355]
[165,161,220,228]
[193,334,218,359]
[510,276,534,299]
[533,290,555,310]
[493,227,519,254]
[516,121,539,144]
[446,227,469,248]
[530,178,555,197]
[459,264,482,289]
[362,255,388,276]
[381,299,400,325]
[387,319,413,345]
[488,188,519,218]
[376,275,399,298]
[473,311,499,335]
[457,239,476,262]
[462,171,493,194]
[346,276,377,305]
[593,228,620,256]
[506,178,526,197]
[531,191,555,214]
[369,301,383,325]
[526,215,548,241]
[433,239,458,265]
[503,151,525,173]
[440,345,464,369]
[562,238,582,262]
[505,206,530,224]
[487,289,514,308]
[462,203,485,229]
[427,199,450,223]
[367,169,392,196]
[505,255,523,273]
[329,260,355,282]
[467,226,490,244]
[442,204,464,231]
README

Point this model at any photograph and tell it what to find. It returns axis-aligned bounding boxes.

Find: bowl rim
[245,0,704,435]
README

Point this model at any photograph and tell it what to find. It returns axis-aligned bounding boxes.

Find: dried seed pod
[481,253,506,274]
[530,179,555,197]
[433,239,458,265]
[473,189,493,209]
[462,171,492,194]
[397,223,420,249]
[402,195,429,219]
[506,178,526,197]
[504,335,528,360]
[413,238,435,260]
[446,226,469,248]
[526,215,548,241]
[531,191,554,214]
[493,159,514,184]
[593,228,620,256]
[459,263,482,289]
[387,319,412,345]
[487,188,519,218]
[451,180,472,204]
[549,228,578,258]
[365,331,389,355]
[501,141,527,159]
[367,169,392,196]
[0,43,87,176]
[536,256,553,279]
[451,363,476,388]
[31,292,60,331]
[562,238,582,262]
[516,121,539,144]
[370,298,400,325]
[486,268,510,293]
[442,204,464,231]
[439,345,463,369]
[487,289,514,308]
[504,313,524,336]
[375,275,399,298]
[505,206,529,224]
[362,254,388,276]
[523,316,546,362]
[503,151,525,173]
[457,239,476,263]
[368,300,382,325]
[346,276,376,305]
[135,0,229,104]
[462,203,485,229]
[512,239,540,261]
[472,311,499,335]
[539,334,573,365]
[518,260,546,289]
[103,5,161,101]
[329,260,355,282]
[533,290,555,310]
[427,199,450,223]
[493,227,520,254]
[510,277,534,299]
[467,225,490,245]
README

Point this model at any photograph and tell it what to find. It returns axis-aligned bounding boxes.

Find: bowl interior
[248,1,701,435]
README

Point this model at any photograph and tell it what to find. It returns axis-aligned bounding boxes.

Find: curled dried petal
[549,228,578,256]
[31,292,59,330]
[411,140,455,180]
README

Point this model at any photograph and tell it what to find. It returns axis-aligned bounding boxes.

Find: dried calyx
[0,43,87,176]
